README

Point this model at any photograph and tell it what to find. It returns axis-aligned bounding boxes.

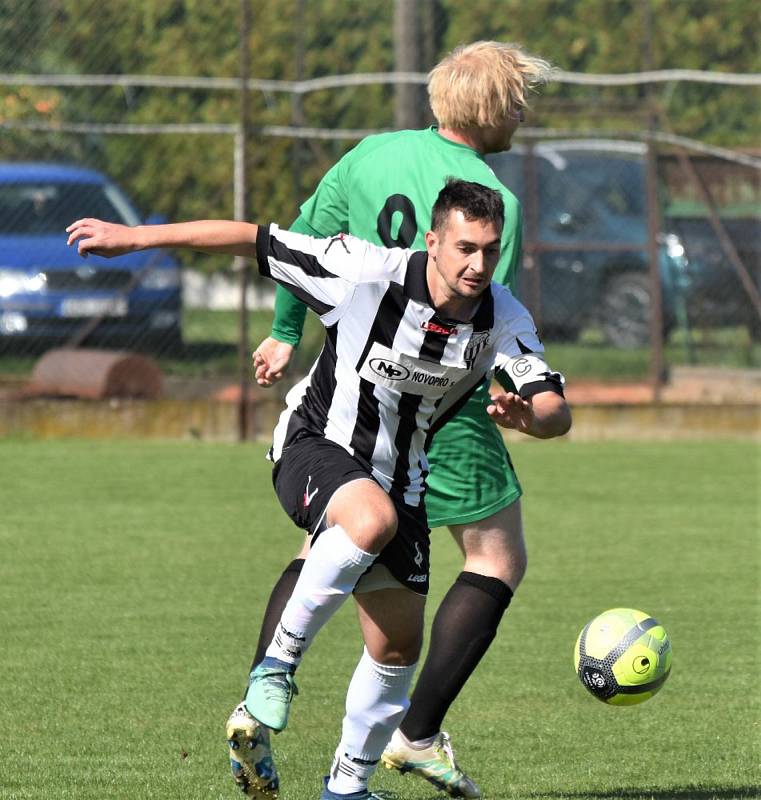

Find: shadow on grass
[526,787,760,800]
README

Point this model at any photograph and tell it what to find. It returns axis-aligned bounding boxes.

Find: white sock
[265,525,375,668]
[328,648,417,795]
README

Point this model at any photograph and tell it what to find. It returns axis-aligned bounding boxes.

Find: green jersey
[271,127,524,526]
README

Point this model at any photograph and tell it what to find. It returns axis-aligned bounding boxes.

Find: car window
[488,150,646,219]
[539,156,645,219]
[0,181,140,234]
[486,152,525,202]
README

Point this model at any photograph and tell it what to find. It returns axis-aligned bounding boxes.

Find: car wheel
[599,272,659,348]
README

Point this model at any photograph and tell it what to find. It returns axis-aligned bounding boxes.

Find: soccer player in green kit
[227,41,553,799]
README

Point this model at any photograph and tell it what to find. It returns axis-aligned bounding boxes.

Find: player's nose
[470,251,485,273]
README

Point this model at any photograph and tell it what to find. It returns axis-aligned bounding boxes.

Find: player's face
[426,210,502,305]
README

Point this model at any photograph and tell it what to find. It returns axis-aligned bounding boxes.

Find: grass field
[0,439,758,800]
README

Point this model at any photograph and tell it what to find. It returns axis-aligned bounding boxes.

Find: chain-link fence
[1,0,759,433]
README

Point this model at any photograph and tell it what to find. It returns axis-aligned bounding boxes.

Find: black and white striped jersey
[256,224,564,507]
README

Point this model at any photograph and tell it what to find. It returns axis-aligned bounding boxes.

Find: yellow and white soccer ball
[574,608,672,706]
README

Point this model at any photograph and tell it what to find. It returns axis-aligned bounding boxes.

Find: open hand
[486,390,535,433]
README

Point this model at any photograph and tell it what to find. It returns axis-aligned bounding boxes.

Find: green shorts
[425,382,522,528]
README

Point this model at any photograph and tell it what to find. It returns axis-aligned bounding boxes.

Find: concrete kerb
[0,394,758,442]
[0,365,758,441]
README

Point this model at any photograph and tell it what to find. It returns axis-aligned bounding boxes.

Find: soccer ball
[574,607,672,706]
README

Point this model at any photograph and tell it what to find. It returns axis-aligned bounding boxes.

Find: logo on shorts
[413,541,424,568]
[406,573,427,583]
[303,475,319,507]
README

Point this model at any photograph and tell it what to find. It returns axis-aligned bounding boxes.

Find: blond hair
[428,41,552,129]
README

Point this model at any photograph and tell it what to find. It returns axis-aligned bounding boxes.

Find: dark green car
[487,140,759,346]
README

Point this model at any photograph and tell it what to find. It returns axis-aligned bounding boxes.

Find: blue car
[0,163,182,350]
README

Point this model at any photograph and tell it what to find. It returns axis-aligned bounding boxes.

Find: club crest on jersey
[464,331,490,369]
[325,233,350,254]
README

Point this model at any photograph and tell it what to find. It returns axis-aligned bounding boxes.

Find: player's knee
[368,630,422,666]
[329,481,398,553]
[463,546,527,591]
[348,503,398,554]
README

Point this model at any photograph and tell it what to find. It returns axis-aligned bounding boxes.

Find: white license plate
[60,297,128,317]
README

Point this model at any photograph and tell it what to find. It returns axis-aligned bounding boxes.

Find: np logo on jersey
[369,358,410,381]
[359,343,469,399]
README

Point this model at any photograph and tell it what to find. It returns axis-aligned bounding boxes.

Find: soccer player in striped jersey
[245,41,553,799]
[66,178,571,800]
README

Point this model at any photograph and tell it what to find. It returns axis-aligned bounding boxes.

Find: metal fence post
[645,128,665,402]
[236,0,252,442]
[394,0,421,130]
[522,140,542,330]
[642,0,664,401]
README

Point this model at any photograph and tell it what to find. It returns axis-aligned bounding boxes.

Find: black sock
[400,571,513,742]
[248,559,305,676]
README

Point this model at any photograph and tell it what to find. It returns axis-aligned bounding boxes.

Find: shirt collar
[405,250,494,329]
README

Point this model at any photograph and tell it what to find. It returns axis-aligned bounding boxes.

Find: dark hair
[430,178,504,234]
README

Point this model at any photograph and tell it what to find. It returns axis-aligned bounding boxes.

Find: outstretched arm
[252,214,318,386]
[66,218,259,258]
[487,389,571,439]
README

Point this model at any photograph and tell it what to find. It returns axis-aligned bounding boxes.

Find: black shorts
[272,435,430,594]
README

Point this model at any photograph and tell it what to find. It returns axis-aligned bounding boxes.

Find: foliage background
[1,0,758,231]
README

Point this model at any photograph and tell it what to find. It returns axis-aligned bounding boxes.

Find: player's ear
[425,229,438,260]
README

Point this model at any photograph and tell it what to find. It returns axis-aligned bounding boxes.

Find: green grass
[0,440,758,799]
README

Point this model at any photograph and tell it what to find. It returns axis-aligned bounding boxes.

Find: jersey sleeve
[269,214,321,347]
[491,293,565,399]
[257,224,407,319]
[270,148,356,344]
[257,224,353,317]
